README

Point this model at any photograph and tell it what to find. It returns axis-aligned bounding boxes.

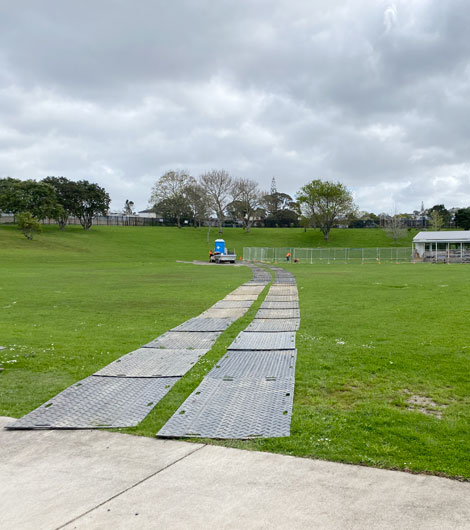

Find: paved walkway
[2,416,469,530]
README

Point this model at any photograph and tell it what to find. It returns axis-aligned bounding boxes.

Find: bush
[17,212,41,240]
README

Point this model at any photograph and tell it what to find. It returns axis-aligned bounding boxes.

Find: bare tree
[185,183,210,227]
[384,214,407,243]
[149,170,195,228]
[199,169,236,234]
[229,178,263,233]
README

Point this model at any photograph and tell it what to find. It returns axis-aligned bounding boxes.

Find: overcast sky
[1,0,469,213]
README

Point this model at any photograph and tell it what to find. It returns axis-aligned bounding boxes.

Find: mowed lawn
[1,225,469,479]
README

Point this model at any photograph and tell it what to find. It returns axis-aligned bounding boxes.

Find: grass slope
[1,224,468,479]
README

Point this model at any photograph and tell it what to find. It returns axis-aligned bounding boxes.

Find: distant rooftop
[413,231,470,242]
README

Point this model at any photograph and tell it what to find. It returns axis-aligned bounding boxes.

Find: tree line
[149,170,357,240]
[149,170,301,233]
[0,177,110,238]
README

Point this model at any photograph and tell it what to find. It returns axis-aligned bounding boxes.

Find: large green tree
[428,204,450,228]
[296,179,356,241]
[0,178,62,220]
[42,176,78,229]
[455,208,470,230]
[69,180,111,230]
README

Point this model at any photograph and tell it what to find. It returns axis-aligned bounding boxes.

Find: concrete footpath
[1,416,469,530]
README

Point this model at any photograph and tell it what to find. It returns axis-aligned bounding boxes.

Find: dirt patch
[405,391,447,419]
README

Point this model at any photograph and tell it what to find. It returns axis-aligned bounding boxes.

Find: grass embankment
[1,224,469,479]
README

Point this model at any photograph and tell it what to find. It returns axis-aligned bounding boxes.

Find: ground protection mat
[209,350,296,380]
[224,294,259,301]
[246,319,301,332]
[94,348,208,377]
[229,332,296,351]
[264,295,299,302]
[144,331,221,349]
[260,301,299,309]
[7,376,179,430]
[199,308,248,319]
[230,286,266,295]
[157,378,294,439]
[213,300,254,308]
[255,308,301,319]
[172,318,234,332]
[268,287,298,296]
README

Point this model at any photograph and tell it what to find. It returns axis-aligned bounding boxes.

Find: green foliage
[455,208,470,230]
[16,212,41,240]
[42,176,78,229]
[69,180,111,230]
[428,204,450,227]
[429,210,444,231]
[0,178,62,220]
[297,180,356,241]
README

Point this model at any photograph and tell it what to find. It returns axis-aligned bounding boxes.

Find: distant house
[138,209,160,219]
[412,231,470,263]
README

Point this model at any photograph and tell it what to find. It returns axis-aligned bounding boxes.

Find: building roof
[413,231,470,242]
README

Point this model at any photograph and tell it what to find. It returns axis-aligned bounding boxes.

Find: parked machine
[210,239,237,263]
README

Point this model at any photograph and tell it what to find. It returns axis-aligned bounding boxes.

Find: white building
[412,231,470,263]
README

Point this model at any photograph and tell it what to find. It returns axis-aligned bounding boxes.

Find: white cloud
[1,0,470,213]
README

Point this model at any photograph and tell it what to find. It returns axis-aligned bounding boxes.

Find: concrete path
[1,417,469,530]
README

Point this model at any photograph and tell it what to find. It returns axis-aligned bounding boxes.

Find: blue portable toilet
[214,239,226,254]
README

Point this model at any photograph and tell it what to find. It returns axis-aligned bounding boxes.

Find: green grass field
[1,224,469,480]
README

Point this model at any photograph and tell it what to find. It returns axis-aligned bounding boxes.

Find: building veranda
[412,231,470,263]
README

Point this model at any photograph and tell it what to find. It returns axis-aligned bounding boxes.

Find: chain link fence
[243,247,413,264]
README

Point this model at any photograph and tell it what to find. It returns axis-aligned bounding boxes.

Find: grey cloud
[1,0,470,213]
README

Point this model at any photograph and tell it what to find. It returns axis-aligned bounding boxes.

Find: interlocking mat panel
[260,301,299,309]
[229,331,296,351]
[199,308,249,319]
[246,319,301,332]
[94,348,208,378]
[213,300,254,308]
[8,376,180,429]
[209,350,296,380]
[157,378,294,439]
[144,331,221,349]
[172,317,234,332]
[255,308,301,319]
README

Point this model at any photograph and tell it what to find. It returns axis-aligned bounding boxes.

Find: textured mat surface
[144,331,221,349]
[246,319,301,332]
[209,350,296,379]
[264,295,299,302]
[268,287,298,296]
[200,308,248,319]
[224,294,259,301]
[229,332,296,351]
[255,308,301,319]
[172,318,234,332]
[213,300,253,308]
[157,377,294,439]
[94,348,207,377]
[8,376,179,430]
[260,301,299,309]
